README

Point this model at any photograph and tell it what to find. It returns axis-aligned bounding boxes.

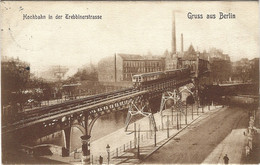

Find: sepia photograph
[1,1,259,164]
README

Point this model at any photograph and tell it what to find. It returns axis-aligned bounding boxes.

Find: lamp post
[185,103,187,124]
[154,128,157,146]
[192,103,194,119]
[106,144,110,165]
[167,115,170,138]
[176,110,179,130]
[179,105,182,128]
[137,125,140,159]
[171,106,174,125]
[134,123,137,148]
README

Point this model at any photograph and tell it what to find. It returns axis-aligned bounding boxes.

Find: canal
[31,109,130,153]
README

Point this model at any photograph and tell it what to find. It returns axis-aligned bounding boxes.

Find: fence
[89,104,217,164]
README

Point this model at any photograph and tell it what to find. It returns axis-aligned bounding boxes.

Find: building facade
[38,65,69,82]
[164,50,178,70]
[98,54,165,83]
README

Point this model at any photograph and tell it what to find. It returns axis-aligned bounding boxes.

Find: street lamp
[106,144,110,165]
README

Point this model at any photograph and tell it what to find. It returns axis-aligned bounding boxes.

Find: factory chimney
[114,53,117,82]
[181,33,184,53]
[172,12,176,55]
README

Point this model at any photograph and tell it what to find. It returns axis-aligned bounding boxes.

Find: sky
[1,1,259,75]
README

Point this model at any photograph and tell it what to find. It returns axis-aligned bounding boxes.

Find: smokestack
[115,53,117,82]
[172,12,176,54]
[181,33,183,53]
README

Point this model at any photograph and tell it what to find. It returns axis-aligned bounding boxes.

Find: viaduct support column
[81,112,91,164]
[63,127,71,157]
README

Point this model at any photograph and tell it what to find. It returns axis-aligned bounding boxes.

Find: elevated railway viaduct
[2,58,210,161]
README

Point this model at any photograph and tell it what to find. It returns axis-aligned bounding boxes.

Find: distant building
[62,83,81,99]
[249,58,259,69]
[183,44,197,60]
[164,50,178,70]
[200,50,210,61]
[98,54,165,83]
[38,65,69,82]
[178,44,198,70]
[181,46,230,63]
[208,48,230,62]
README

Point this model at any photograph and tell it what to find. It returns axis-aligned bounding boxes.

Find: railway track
[2,87,139,132]
[2,75,193,134]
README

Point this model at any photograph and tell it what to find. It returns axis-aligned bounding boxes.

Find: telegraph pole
[167,115,170,138]
[114,53,117,82]
[192,103,194,120]
[134,123,136,148]
[177,111,179,130]
[137,124,140,159]
[197,102,199,116]
[180,107,182,128]
[154,128,157,146]
[185,103,187,124]
[171,106,174,125]
[161,113,164,130]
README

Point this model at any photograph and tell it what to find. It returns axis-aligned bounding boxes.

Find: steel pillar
[125,99,157,132]
[63,127,71,154]
[81,112,91,164]
[159,91,176,114]
[179,86,194,125]
[159,90,180,129]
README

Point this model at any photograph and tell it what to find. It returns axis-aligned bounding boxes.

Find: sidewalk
[203,107,259,164]
[110,105,222,165]
[43,104,222,164]
[202,128,247,164]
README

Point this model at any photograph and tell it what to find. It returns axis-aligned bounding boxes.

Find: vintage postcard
[1,1,259,164]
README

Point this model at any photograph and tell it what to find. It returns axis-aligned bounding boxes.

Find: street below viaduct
[142,106,250,164]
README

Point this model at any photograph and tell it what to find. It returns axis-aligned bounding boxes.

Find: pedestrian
[99,155,103,165]
[223,154,229,164]
[245,145,250,156]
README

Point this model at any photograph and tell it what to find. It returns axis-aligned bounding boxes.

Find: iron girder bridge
[2,58,210,159]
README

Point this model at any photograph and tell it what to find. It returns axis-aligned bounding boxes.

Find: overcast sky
[1,1,259,75]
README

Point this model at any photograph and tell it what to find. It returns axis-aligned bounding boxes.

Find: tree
[1,60,30,109]
[210,58,231,83]
[231,58,256,83]
[70,64,98,81]
[249,58,259,83]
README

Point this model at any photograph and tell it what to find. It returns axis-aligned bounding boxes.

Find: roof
[117,54,143,60]
[181,56,197,61]
[62,83,81,87]
[250,58,259,62]
[117,53,163,61]
[133,71,164,77]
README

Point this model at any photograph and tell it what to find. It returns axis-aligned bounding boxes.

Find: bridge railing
[4,72,196,134]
